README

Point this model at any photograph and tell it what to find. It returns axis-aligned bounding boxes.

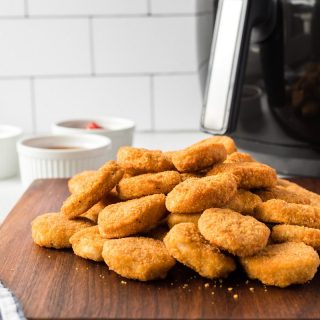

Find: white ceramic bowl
[52,117,135,160]
[0,125,22,179]
[17,134,111,187]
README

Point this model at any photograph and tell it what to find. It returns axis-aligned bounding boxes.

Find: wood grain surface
[1,178,320,320]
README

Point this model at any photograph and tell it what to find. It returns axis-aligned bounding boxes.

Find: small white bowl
[0,125,22,179]
[52,117,135,160]
[17,134,111,187]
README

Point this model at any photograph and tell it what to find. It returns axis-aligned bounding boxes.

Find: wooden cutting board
[1,178,320,320]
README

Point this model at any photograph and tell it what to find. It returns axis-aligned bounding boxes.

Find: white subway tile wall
[34,77,151,131]
[0,0,214,132]
[0,80,33,132]
[0,0,24,16]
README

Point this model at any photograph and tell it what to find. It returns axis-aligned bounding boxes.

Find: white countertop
[0,131,210,223]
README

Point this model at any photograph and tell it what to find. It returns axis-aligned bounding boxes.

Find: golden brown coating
[254,199,320,228]
[68,170,96,194]
[166,173,237,213]
[80,192,120,223]
[98,194,167,239]
[117,171,181,200]
[61,161,124,219]
[225,152,255,163]
[277,179,320,207]
[117,146,174,175]
[180,172,203,182]
[204,136,237,154]
[198,208,270,257]
[69,226,106,261]
[164,223,236,279]
[255,186,311,205]
[224,189,262,215]
[240,242,320,287]
[167,212,202,229]
[31,212,92,249]
[102,237,176,281]
[171,139,227,172]
[207,162,277,189]
[271,224,320,250]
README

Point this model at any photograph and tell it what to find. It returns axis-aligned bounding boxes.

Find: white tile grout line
[24,0,28,18]
[0,60,209,81]
[147,0,152,16]
[30,77,37,133]
[88,17,96,76]
[150,75,155,130]
[0,12,213,20]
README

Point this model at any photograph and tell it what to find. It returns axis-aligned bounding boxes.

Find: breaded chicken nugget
[225,152,255,163]
[277,179,320,207]
[198,208,270,257]
[31,212,92,249]
[255,186,311,205]
[98,194,167,238]
[167,212,202,229]
[180,172,203,181]
[68,170,96,194]
[271,224,320,250]
[224,189,262,215]
[166,173,237,213]
[171,139,227,173]
[80,192,120,223]
[69,226,105,261]
[117,171,181,200]
[240,242,320,287]
[204,136,237,154]
[61,161,124,219]
[207,162,277,189]
[117,146,174,175]
[164,223,236,278]
[102,237,176,281]
[254,199,320,228]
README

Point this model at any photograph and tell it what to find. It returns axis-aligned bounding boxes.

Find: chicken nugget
[171,139,227,173]
[224,189,262,215]
[117,146,174,175]
[164,223,236,278]
[68,170,96,194]
[277,179,320,207]
[167,212,202,229]
[198,208,270,257]
[102,237,176,281]
[240,242,320,287]
[207,162,277,189]
[254,199,320,228]
[69,226,106,261]
[117,171,181,200]
[180,172,203,181]
[31,213,92,249]
[225,152,255,163]
[80,192,120,223]
[271,224,320,250]
[255,186,310,205]
[61,161,124,219]
[203,136,237,154]
[166,173,237,213]
[98,194,167,238]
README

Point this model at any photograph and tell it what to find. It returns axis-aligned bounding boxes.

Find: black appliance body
[201,0,320,177]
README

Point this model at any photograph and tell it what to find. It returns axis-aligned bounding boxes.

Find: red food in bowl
[86,122,103,130]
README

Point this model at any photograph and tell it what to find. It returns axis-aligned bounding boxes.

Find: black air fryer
[201,0,320,177]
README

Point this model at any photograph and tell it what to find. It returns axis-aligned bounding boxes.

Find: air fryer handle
[201,0,274,134]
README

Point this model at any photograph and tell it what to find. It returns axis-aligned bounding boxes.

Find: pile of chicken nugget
[31,136,320,288]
